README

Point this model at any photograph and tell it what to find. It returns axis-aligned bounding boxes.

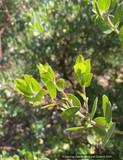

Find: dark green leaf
[114,2,123,25]
[81,73,93,87]
[47,80,57,98]
[75,73,81,83]
[90,97,98,121]
[74,63,86,75]
[105,102,112,124]
[56,79,65,91]
[102,95,111,119]
[75,55,84,64]
[93,117,106,137]
[41,103,56,109]
[102,122,116,148]
[66,93,81,109]
[66,126,84,131]
[61,107,80,120]
[99,19,113,34]
[109,0,117,11]
[93,0,102,18]
[33,89,46,105]
[119,150,123,159]
[98,0,110,11]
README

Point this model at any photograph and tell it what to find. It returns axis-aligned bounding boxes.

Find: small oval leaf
[74,63,86,75]
[75,55,84,64]
[30,78,41,93]
[56,79,65,91]
[47,80,57,98]
[61,107,80,120]
[66,126,85,131]
[40,72,53,85]
[81,73,93,87]
[93,117,106,137]
[98,0,110,11]
[33,89,46,105]
[66,93,81,109]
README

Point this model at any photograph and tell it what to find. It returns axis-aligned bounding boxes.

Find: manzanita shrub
[14,54,123,155]
[13,0,123,158]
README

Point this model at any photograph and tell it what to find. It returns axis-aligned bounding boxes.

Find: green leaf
[13,87,25,95]
[119,26,123,42]
[105,140,114,148]
[93,0,102,18]
[37,63,45,73]
[33,89,46,105]
[24,74,31,84]
[75,55,84,64]
[66,93,81,109]
[41,103,56,109]
[24,95,34,104]
[74,63,86,75]
[105,102,112,124]
[48,66,55,80]
[77,91,86,100]
[93,117,106,137]
[84,59,91,75]
[30,78,41,93]
[47,80,57,98]
[81,73,93,87]
[109,0,117,11]
[56,79,65,91]
[15,78,32,96]
[75,73,81,83]
[102,95,111,118]
[66,126,84,131]
[114,2,123,25]
[61,107,80,120]
[90,97,98,121]
[99,16,114,34]
[102,122,116,148]
[87,135,96,144]
[98,0,110,11]
[40,72,53,85]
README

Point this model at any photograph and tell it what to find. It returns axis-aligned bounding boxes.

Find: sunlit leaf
[47,80,57,98]
[56,79,65,91]
[75,55,84,64]
[74,63,86,75]
[33,89,46,105]
[81,73,93,87]
[98,0,110,11]
[66,126,84,131]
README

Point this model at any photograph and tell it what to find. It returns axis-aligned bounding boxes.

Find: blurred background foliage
[0,0,123,159]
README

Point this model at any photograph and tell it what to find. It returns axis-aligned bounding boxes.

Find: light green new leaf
[102,122,116,148]
[75,55,84,64]
[56,79,65,91]
[41,103,56,109]
[119,26,123,42]
[75,73,81,83]
[33,89,46,105]
[48,66,55,80]
[93,117,106,137]
[15,78,32,96]
[40,72,53,85]
[98,0,110,11]
[81,73,93,87]
[93,0,102,18]
[61,107,80,120]
[84,59,91,75]
[66,93,81,109]
[24,74,31,84]
[77,91,86,100]
[30,78,41,93]
[74,63,86,75]
[37,63,45,73]
[13,87,25,95]
[66,126,84,131]
[114,2,123,25]
[90,97,98,121]
[24,95,34,104]
[109,0,117,11]
[47,80,57,98]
